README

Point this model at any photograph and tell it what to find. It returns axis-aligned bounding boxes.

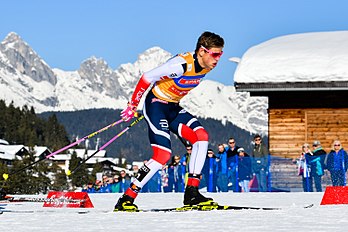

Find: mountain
[0,32,268,135]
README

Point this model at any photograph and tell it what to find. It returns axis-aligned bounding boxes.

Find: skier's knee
[151,145,171,165]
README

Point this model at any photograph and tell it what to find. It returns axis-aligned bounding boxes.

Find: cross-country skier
[114,31,224,211]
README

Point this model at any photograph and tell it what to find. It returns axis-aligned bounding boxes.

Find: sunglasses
[229,141,235,144]
[334,144,341,146]
[255,138,261,141]
[201,45,223,59]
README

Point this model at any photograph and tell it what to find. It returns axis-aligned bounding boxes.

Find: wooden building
[233,31,348,159]
[235,82,348,158]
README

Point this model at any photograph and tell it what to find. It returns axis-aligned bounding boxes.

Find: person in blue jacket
[215,144,228,192]
[201,149,217,192]
[237,148,252,192]
[325,140,348,186]
[82,182,97,193]
[306,140,326,192]
[167,155,184,192]
[226,138,240,192]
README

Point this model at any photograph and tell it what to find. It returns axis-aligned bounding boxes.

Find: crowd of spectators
[83,134,272,194]
[83,136,348,194]
[294,140,348,192]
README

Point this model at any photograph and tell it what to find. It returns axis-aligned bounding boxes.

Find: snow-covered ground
[1,192,347,231]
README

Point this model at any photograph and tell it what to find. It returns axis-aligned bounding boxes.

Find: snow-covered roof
[0,145,28,160]
[234,31,348,84]
[0,139,9,145]
[67,149,106,158]
[24,146,52,157]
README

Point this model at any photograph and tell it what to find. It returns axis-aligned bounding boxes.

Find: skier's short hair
[195,31,224,53]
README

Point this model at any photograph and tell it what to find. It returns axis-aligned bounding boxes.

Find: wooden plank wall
[269,108,348,158]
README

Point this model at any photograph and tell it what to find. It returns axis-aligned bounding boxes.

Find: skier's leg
[171,114,214,206]
[114,95,172,211]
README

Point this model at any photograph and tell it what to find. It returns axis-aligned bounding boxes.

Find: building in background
[234,31,348,158]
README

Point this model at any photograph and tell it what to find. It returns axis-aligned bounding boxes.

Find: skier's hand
[121,103,137,122]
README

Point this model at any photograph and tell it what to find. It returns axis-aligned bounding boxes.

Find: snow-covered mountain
[0,32,268,135]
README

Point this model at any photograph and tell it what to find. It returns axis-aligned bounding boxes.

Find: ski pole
[2,117,125,181]
[66,114,144,176]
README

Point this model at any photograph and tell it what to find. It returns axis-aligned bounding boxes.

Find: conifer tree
[68,152,89,188]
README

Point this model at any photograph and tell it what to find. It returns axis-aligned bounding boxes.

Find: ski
[142,204,280,212]
[141,203,314,212]
[0,204,315,214]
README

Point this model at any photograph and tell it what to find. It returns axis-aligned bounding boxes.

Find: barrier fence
[84,154,345,194]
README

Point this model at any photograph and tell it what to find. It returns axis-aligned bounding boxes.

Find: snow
[1,192,348,231]
[181,80,268,135]
[234,30,348,83]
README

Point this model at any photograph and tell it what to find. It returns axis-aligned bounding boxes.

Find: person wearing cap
[237,148,252,192]
[306,140,326,192]
[251,134,269,192]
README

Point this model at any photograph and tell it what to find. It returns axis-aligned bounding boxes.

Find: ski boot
[114,194,139,212]
[183,186,217,210]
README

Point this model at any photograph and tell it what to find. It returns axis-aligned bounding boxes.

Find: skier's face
[198,46,223,70]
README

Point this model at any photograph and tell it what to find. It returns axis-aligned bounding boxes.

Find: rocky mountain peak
[2,32,22,45]
[0,32,57,85]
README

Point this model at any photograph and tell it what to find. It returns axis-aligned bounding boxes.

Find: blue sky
[0,0,347,85]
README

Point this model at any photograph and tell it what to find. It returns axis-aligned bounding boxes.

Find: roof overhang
[235,81,348,92]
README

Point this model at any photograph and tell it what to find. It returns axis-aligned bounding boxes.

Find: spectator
[201,149,217,192]
[293,143,312,192]
[94,179,102,192]
[82,182,97,193]
[307,140,326,192]
[119,170,132,193]
[167,155,184,192]
[111,175,121,193]
[251,134,269,192]
[226,137,240,191]
[131,165,140,182]
[325,140,348,186]
[237,148,252,192]
[180,144,192,187]
[216,144,228,192]
[147,169,161,192]
[99,175,112,193]
[161,164,170,192]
